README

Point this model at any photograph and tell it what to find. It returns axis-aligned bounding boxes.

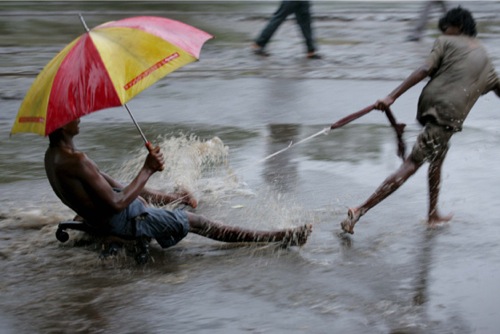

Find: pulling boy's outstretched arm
[375,63,431,110]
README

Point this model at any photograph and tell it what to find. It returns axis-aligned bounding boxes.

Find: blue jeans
[108,198,190,249]
[255,1,316,53]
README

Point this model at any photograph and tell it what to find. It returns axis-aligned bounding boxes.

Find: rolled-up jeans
[108,197,190,249]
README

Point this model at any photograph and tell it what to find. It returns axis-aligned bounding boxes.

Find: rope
[247,104,407,169]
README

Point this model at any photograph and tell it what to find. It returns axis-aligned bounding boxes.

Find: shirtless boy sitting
[45,118,312,249]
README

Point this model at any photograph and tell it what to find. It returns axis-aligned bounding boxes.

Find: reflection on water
[263,124,300,193]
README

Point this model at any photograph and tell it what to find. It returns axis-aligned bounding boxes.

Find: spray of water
[115,133,235,201]
[0,132,319,261]
[113,133,318,230]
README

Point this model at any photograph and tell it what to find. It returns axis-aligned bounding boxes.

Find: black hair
[439,6,477,37]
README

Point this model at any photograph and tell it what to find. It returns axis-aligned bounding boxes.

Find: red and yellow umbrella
[11,15,213,142]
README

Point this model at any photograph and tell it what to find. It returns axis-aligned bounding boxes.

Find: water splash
[115,133,237,201]
[112,133,318,230]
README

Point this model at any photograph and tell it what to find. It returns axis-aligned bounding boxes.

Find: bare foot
[427,212,453,228]
[340,208,361,234]
[281,224,313,247]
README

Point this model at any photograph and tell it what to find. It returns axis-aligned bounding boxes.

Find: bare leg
[341,157,422,234]
[186,212,312,247]
[427,155,453,226]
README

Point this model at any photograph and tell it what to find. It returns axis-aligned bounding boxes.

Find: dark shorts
[108,199,190,249]
[410,122,454,164]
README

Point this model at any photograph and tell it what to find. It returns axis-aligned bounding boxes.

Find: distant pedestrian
[252,0,321,59]
[407,0,448,42]
[340,7,500,234]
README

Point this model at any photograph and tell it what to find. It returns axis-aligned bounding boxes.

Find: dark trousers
[410,0,448,39]
[255,1,316,53]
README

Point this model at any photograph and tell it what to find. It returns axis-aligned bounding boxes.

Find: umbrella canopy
[11,16,213,137]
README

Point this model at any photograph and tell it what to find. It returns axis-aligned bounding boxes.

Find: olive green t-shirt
[417,35,499,131]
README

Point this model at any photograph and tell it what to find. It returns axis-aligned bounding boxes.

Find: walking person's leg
[253,1,296,55]
[407,1,434,41]
[294,1,320,58]
[437,0,448,14]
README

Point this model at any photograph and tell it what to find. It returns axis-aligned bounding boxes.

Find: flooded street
[1,2,500,333]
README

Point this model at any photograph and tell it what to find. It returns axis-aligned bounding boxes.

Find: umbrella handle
[123,104,163,171]
[123,104,150,144]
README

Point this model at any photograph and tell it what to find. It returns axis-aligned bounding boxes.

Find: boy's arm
[375,63,431,110]
[74,145,164,214]
[100,172,124,188]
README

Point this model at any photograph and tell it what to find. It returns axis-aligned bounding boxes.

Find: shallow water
[2,2,500,333]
